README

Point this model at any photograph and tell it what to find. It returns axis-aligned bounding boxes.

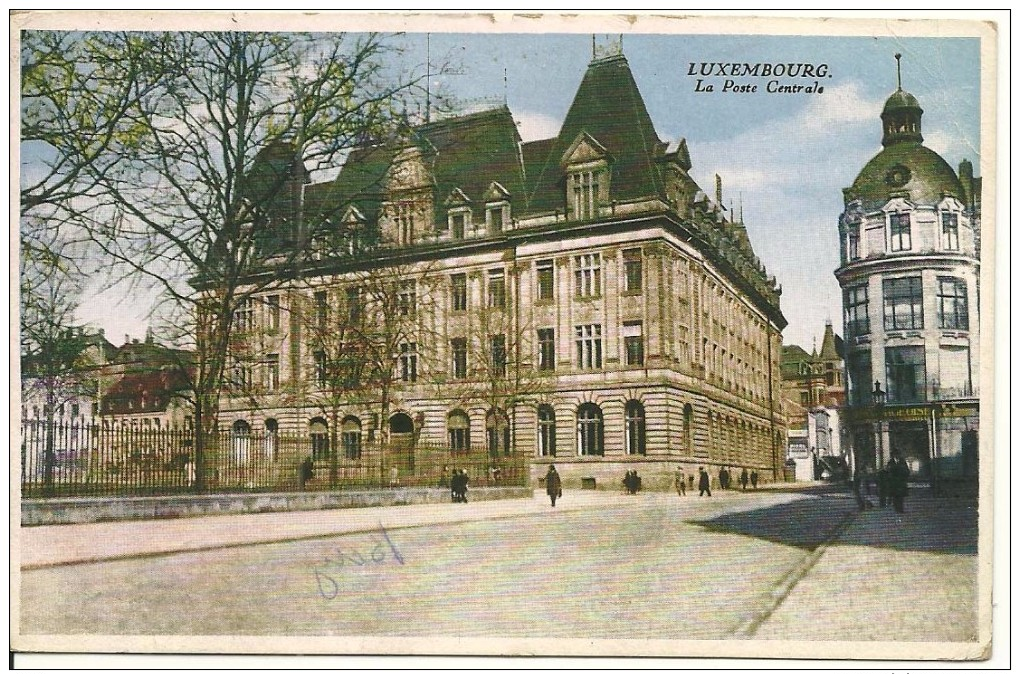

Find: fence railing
[19,420,530,498]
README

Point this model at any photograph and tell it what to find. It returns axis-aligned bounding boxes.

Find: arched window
[537,404,557,457]
[448,410,470,451]
[264,418,278,460]
[625,400,646,455]
[577,403,604,456]
[309,418,330,460]
[232,420,251,465]
[683,404,694,454]
[486,408,510,457]
[341,416,362,460]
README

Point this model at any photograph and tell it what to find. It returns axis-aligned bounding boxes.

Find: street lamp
[872,381,886,471]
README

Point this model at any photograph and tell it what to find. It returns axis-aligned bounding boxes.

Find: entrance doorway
[889,420,930,480]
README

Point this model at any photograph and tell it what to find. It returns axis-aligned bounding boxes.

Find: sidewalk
[753,488,983,645]
[18,490,621,569]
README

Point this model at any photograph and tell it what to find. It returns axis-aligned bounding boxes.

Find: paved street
[18,485,979,646]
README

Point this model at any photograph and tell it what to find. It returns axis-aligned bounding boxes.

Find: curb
[730,505,859,637]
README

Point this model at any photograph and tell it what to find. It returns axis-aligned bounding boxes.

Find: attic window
[447,207,471,240]
[486,203,508,234]
[570,170,601,220]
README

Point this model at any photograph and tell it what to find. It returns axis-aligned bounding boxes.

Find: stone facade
[836,62,980,485]
[218,53,788,489]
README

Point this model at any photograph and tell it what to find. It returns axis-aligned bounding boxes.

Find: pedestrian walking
[878,462,891,508]
[750,470,759,489]
[299,456,314,490]
[389,465,400,488]
[739,467,749,491]
[718,466,729,490]
[675,466,687,496]
[459,469,470,503]
[545,464,562,507]
[698,466,712,497]
[891,456,909,513]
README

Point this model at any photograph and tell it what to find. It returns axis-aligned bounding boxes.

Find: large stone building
[836,57,980,487]
[219,52,788,489]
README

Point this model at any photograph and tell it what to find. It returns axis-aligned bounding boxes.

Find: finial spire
[592,34,596,58]
[895,53,902,90]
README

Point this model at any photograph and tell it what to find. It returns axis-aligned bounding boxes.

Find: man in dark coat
[750,470,759,489]
[878,462,892,508]
[739,467,749,491]
[890,457,909,513]
[545,464,562,507]
[698,467,712,497]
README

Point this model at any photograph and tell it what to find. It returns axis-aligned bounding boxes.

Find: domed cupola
[881,53,923,147]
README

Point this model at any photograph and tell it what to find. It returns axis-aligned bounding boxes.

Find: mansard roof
[413,105,526,223]
[525,53,668,214]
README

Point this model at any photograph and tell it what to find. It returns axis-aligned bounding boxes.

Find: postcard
[11,10,1000,664]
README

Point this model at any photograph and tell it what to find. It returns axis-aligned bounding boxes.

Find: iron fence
[20,420,530,498]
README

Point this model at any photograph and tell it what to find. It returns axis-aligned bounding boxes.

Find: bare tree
[19,235,96,492]
[28,31,433,490]
[431,267,551,457]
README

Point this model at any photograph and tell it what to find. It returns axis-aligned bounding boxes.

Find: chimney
[125,334,130,345]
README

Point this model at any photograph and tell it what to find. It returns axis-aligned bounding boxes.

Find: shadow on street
[688,487,978,555]
[688,489,857,551]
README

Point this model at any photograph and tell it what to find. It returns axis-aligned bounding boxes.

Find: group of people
[877,456,911,513]
[675,465,759,497]
[622,470,642,495]
[450,468,470,503]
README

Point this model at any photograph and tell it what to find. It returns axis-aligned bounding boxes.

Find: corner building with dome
[217,52,788,490]
[837,60,980,489]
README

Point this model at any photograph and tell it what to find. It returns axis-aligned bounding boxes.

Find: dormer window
[486,203,508,234]
[396,201,415,246]
[941,212,960,251]
[847,227,860,261]
[889,212,911,252]
[571,170,601,220]
[449,210,468,239]
[561,132,612,222]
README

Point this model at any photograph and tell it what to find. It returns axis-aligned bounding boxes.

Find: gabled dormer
[382,146,432,247]
[483,181,511,234]
[442,187,472,239]
[561,131,613,221]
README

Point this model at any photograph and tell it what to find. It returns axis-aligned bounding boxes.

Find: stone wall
[22,487,532,526]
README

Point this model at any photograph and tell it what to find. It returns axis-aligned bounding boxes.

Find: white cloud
[513,110,561,142]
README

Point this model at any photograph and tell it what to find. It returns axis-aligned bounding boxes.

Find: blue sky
[75,30,982,352]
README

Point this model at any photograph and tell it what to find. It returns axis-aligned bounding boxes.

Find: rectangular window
[844,284,870,336]
[574,253,601,298]
[451,273,467,312]
[314,351,327,387]
[491,334,507,377]
[623,248,643,294]
[536,260,554,301]
[487,269,506,309]
[266,295,280,331]
[341,429,362,460]
[937,277,969,330]
[623,321,644,366]
[575,324,603,370]
[266,354,280,391]
[346,286,362,322]
[397,202,415,245]
[314,290,328,329]
[847,229,860,261]
[233,297,255,333]
[451,338,467,379]
[886,346,926,403]
[487,205,505,233]
[399,343,418,382]
[883,277,924,330]
[71,403,80,417]
[889,213,911,252]
[571,170,599,220]
[942,212,960,250]
[451,211,466,239]
[398,280,416,317]
[538,328,556,371]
